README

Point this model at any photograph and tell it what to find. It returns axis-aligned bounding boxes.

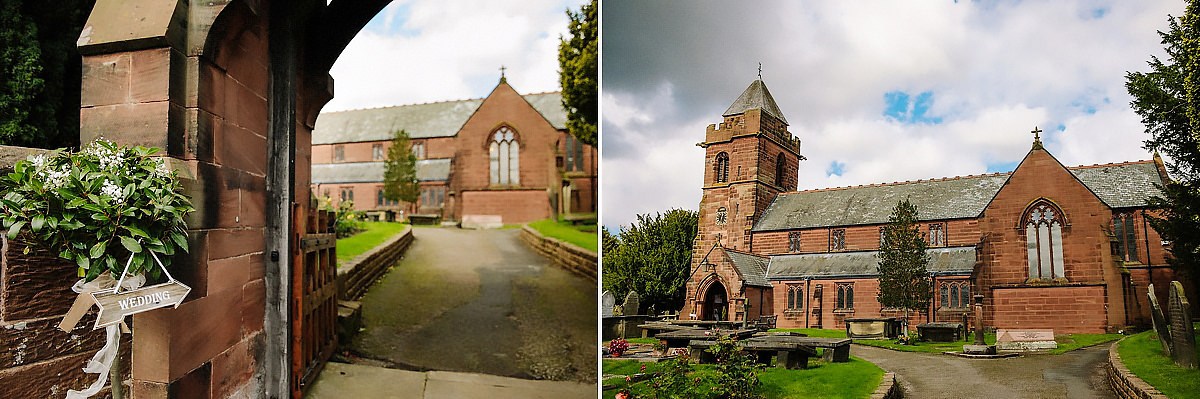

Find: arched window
[714,152,729,183]
[775,152,786,187]
[412,142,425,159]
[1024,201,1065,280]
[939,281,971,308]
[489,127,519,185]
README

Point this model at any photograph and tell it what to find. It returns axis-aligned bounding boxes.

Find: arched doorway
[702,280,728,321]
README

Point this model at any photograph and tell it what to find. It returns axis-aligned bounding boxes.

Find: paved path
[853,344,1116,398]
[346,227,596,384]
[306,362,595,399]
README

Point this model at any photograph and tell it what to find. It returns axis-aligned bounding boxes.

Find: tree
[1127,1,1200,290]
[383,130,419,204]
[602,209,698,314]
[558,0,596,147]
[876,199,932,337]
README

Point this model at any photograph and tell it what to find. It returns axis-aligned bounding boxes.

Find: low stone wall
[518,225,596,281]
[871,372,903,399]
[336,225,414,300]
[1107,338,1169,399]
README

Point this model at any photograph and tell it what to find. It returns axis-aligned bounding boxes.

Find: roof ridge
[1067,159,1153,170]
[321,97,487,114]
[784,171,1011,195]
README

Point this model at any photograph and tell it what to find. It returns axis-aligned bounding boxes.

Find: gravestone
[1147,284,1173,357]
[963,294,996,355]
[1168,281,1197,369]
[623,291,640,316]
[601,290,615,318]
[996,329,1057,351]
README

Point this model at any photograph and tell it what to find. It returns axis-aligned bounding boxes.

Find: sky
[602,0,1187,232]
[323,0,586,112]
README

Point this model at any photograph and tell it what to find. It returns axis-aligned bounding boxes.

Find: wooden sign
[89,281,191,329]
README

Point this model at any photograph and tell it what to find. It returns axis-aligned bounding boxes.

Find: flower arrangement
[0,140,194,281]
[609,338,629,357]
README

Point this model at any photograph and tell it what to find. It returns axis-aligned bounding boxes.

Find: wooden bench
[688,339,818,369]
[748,335,852,362]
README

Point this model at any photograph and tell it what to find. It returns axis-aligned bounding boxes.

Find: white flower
[153,158,171,178]
[27,154,46,169]
[44,167,69,190]
[101,180,123,203]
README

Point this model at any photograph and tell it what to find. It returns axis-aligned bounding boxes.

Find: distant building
[684,78,1186,333]
[311,77,596,224]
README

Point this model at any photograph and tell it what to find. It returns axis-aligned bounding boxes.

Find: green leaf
[30,215,44,232]
[89,241,105,259]
[124,225,150,238]
[171,232,189,252]
[120,236,142,253]
[7,220,24,239]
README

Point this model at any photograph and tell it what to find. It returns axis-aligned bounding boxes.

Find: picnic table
[688,339,818,369]
[654,328,757,349]
[747,335,853,362]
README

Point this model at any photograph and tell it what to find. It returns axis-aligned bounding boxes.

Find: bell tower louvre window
[714,152,730,183]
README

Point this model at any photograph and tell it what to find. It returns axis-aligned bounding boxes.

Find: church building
[684,78,1183,333]
[309,75,596,225]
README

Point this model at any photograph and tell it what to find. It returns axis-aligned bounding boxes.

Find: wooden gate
[291,204,338,398]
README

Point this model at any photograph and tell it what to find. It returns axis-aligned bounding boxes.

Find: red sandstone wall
[459,189,549,224]
[977,148,1122,332]
[992,286,1107,333]
[752,218,982,255]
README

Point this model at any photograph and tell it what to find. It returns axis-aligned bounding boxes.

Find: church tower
[694,79,803,254]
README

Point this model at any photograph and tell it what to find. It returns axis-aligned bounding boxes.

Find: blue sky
[603,0,1184,231]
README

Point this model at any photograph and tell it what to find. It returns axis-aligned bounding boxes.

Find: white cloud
[323,0,584,111]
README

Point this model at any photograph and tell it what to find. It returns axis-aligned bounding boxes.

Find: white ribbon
[63,274,144,399]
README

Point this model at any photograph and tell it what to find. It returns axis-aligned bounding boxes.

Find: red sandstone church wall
[460,190,549,224]
[992,286,1107,333]
[752,218,982,255]
[977,148,1123,332]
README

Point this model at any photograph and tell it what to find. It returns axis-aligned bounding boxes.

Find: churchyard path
[345,227,597,383]
[853,343,1116,398]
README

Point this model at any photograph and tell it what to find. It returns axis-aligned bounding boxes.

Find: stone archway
[77,1,392,397]
[702,280,728,321]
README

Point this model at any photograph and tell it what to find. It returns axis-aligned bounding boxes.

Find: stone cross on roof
[499,65,507,83]
[1031,126,1044,149]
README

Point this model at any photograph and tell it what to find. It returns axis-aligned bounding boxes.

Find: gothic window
[940,281,970,308]
[334,145,345,162]
[1025,202,1065,280]
[715,207,728,225]
[714,152,730,183]
[412,142,425,159]
[339,187,353,203]
[929,223,946,247]
[489,127,520,185]
[564,134,584,172]
[836,283,854,310]
[788,231,801,252]
[830,229,846,251]
[372,144,384,161]
[376,187,398,207]
[1113,213,1139,262]
[786,285,803,310]
[775,152,786,187]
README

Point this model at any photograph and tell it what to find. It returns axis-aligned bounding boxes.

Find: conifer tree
[877,199,932,338]
[602,209,698,314]
[383,130,419,204]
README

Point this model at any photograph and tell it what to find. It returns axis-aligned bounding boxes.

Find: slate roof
[766,246,976,280]
[726,251,771,287]
[310,159,452,184]
[723,80,788,124]
[312,92,566,145]
[753,160,1165,232]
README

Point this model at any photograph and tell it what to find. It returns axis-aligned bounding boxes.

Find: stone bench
[688,339,818,369]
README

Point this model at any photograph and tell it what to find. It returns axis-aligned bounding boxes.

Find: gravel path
[853,343,1116,398]
[347,227,596,382]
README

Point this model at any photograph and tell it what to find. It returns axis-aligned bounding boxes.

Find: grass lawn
[1118,323,1200,399]
[602,356,883,399]
[336,221,408,262]
[528,218,598,252]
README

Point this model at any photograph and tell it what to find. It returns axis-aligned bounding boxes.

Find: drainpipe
[1141,210,1151,265]
[805,277,811,328]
